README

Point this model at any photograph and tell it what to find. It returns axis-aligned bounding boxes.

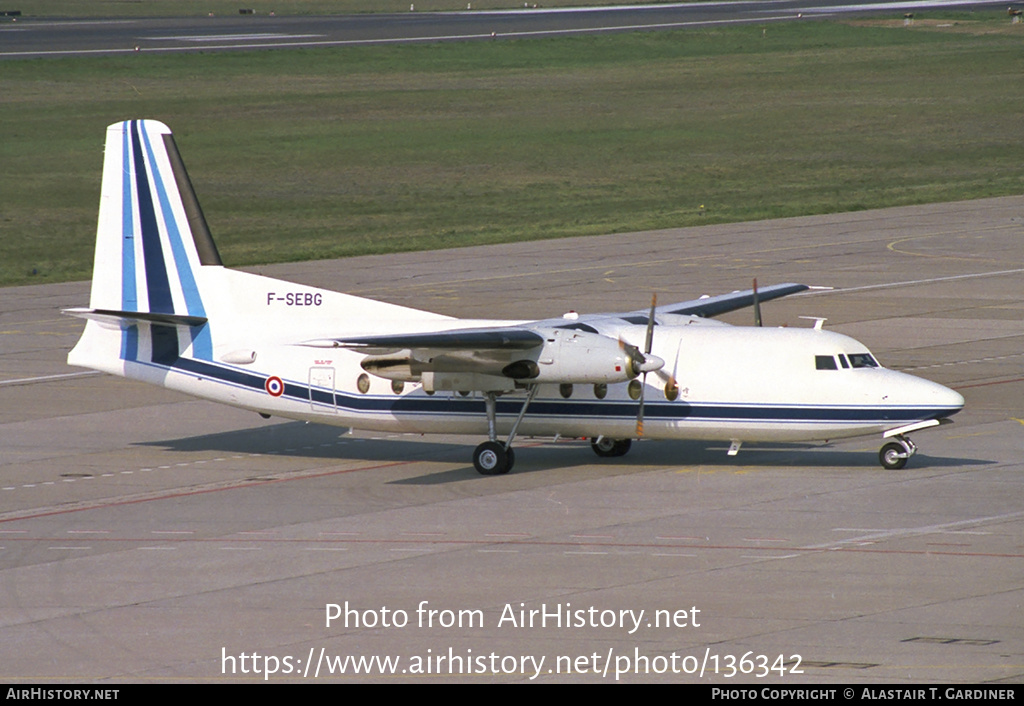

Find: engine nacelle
[360,354,425,382]
[502,329,661,384]
[359,328,664,387]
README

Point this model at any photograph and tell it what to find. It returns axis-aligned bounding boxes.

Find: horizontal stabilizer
[64,307,208,328]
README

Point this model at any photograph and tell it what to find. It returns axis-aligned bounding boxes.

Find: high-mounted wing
[525,282,811,333]
[309,282,808,391]
[326,326,544,353]
[634,283,809,319]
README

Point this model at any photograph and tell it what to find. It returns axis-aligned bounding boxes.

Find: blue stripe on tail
[138,122,213,360]
[120,121,139,362]
[118,120,213,366]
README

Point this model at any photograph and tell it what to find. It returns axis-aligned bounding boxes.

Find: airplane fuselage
[76,279,962,446]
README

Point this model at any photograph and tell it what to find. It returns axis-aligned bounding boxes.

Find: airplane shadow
[136,421,991,485]
[134,421,470,464]
[585,439,992,472]
[424,438,990,483]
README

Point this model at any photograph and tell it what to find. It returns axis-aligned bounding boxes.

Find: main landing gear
[590,436,632,458]
[473,386,538,475]
[473,441,515,475]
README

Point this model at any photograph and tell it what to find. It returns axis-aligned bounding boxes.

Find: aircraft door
[308,366,337,412]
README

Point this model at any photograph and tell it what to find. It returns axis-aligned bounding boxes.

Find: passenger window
[815,355,838,370]
[848,353,879,368]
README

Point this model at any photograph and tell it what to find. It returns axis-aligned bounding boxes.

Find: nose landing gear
[879,434,917,470]
[877,419,945,470]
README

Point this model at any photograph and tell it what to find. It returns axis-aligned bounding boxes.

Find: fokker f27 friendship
[67,121,964,474]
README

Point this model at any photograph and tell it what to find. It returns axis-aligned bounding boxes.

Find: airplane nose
[883,370,964,417]
[916,376,964,416]
[941,385,965,413]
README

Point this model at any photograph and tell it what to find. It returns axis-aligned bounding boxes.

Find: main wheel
[590,437,632,458]
[474,441,512,475]
[879,442,908,470]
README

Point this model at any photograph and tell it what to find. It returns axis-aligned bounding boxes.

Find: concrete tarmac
[0,1,1010,60]
[0,196,1021,682]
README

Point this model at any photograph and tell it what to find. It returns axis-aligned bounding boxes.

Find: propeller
[653,340,681,399]
[753,277,762,327]
[636,294,657,437]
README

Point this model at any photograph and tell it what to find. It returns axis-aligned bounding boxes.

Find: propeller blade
[644,293,657,354]
[620,340,641,378]
[637,373,646,437]
[653,340,681,384]
[637,293,658,436]
[753,278,762,327]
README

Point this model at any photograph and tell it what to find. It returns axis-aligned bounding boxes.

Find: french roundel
[265,376,284,397]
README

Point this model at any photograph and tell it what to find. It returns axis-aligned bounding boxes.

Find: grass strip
[2,15,1022,285]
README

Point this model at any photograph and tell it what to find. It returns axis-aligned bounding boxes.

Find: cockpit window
[848,353,879,368]
[815,355,838,370]
[838,354,850,369]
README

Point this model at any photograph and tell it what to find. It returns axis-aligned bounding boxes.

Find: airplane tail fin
[67,120,221,372]
[68,120,451,379]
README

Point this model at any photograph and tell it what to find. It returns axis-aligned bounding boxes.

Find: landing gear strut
[879,434,917,470]
[473,386,537,475]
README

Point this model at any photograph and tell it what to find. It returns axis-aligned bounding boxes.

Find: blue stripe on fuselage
[164,356,959,425]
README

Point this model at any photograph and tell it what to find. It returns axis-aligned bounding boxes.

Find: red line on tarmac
[0,459,414,525]
[957,377,1024,389]
[1,534,1020,559]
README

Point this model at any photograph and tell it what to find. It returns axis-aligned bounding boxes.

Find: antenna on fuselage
[799,316,828,331]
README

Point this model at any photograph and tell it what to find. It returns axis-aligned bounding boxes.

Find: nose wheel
[879,434,917,470]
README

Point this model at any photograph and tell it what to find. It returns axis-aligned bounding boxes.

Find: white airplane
[67,120,964,475]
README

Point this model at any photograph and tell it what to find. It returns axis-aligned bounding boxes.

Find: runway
[0,196,1022,682]
[0,0,1010,59]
